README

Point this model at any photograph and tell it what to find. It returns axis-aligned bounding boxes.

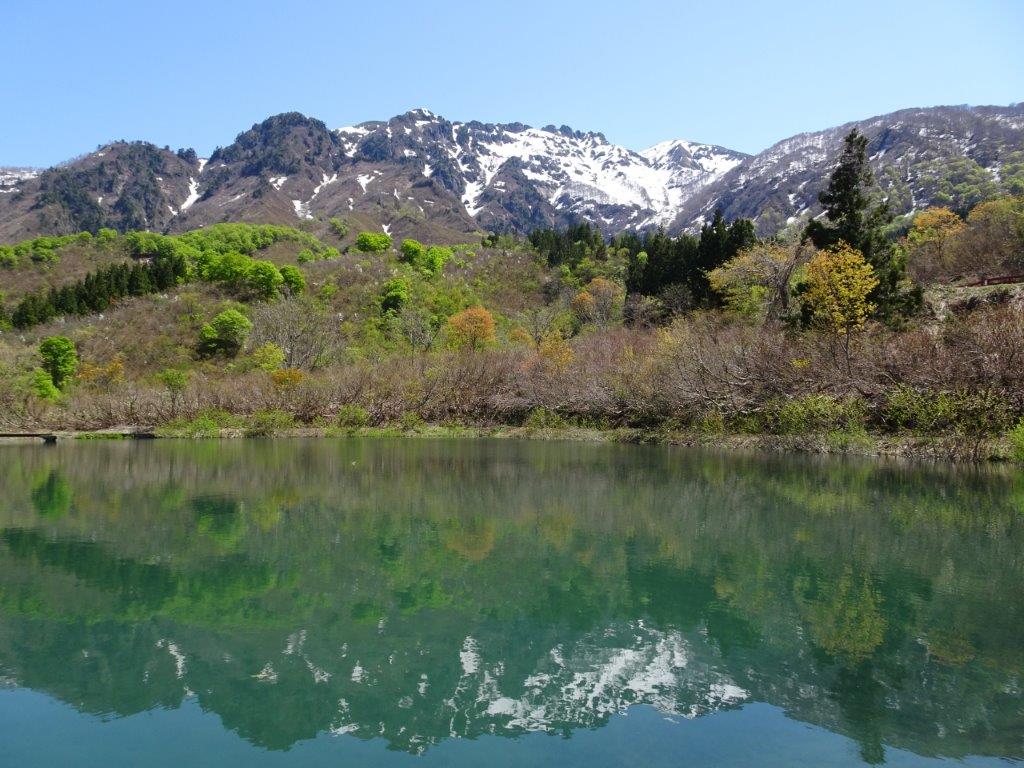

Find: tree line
[529,208,758,310]
[8,251,188,329]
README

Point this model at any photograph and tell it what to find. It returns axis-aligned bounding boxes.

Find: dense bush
[1009,421,1024,462]
[399,239,452,274]
[31,368,61,401]
[197,309,252,358]
[244,260,285,299]
[336,404,370,429]
[745,395,867,436]
[174,223,336,259]
[279,265,305,294]
[882,386,1016,436]
[329,217,350,238]
[244,409,294,437]
[380,278,410,314]
[904,196,1024,283]
[355,232,392,253]
[5,223,335,330]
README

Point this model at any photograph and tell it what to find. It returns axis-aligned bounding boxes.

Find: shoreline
[0,423,1016,465]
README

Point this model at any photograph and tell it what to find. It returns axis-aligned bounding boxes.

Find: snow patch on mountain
[292,199,313,220]
[0,167,39,194]
[181,177,201,210]
[0,168,39,186]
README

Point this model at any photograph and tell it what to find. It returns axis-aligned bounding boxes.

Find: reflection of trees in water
[30,470,71,519]
[0,440,1020,759]
[801,567,887,662]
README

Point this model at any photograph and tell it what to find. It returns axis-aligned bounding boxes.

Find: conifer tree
[804,129,920,319]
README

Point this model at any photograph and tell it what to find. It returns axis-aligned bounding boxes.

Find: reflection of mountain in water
[0,439,1021,762]
[456,625,746,732]
[324,622,749,752]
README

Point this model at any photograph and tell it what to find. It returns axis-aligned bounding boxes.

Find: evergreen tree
[128,264,152,295]
[692,211,757,304]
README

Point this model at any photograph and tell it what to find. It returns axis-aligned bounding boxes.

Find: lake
[0,438,1021,766]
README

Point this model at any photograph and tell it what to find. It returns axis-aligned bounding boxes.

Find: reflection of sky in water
[0,693,1011,768]
[0,438,1020,766]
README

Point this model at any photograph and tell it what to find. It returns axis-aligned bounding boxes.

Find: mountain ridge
[1,102,1021,243]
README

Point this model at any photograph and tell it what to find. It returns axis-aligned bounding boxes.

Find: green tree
[198,309,252,358]
[279,265,306,294]
[244,260,284,299]
[398,239,452,274]
[423,245,453,274]
[695,210,757,304]
[399,238,425,264]
[709,243,802,319]
[38,336,78,390]
[156,368,190,418]
[206,252,253,288]
[250,342,286,371]
[30,368,60,400]
[380,278,410,315]
[806,130,880,251]
[328,217,350,238]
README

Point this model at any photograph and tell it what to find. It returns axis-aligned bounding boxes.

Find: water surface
[0,439,1021,766]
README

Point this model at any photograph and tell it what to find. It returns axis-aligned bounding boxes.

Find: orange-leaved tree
[447,306,496,350]
[572,278,623,326]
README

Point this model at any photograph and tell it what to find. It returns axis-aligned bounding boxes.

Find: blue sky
[2,0,1022,167]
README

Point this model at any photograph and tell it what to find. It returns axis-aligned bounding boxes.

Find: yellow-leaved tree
[804,243,878,372]
[905,206,964,283]
[907,206,965,246]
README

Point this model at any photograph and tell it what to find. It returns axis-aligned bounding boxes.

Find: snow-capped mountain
[0,103,1021,243]
[333,110,745,233]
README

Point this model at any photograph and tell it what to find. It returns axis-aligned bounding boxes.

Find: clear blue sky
[2,0,1022,167]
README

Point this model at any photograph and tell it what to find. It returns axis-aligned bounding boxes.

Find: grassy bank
[5,418,1018,465]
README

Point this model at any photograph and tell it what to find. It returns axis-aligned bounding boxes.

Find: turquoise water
[0,439,1020,766]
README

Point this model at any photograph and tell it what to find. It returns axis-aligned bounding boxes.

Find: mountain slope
[1,103,1021,243]
[0,143,201,242]
[675,104,1024,234]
